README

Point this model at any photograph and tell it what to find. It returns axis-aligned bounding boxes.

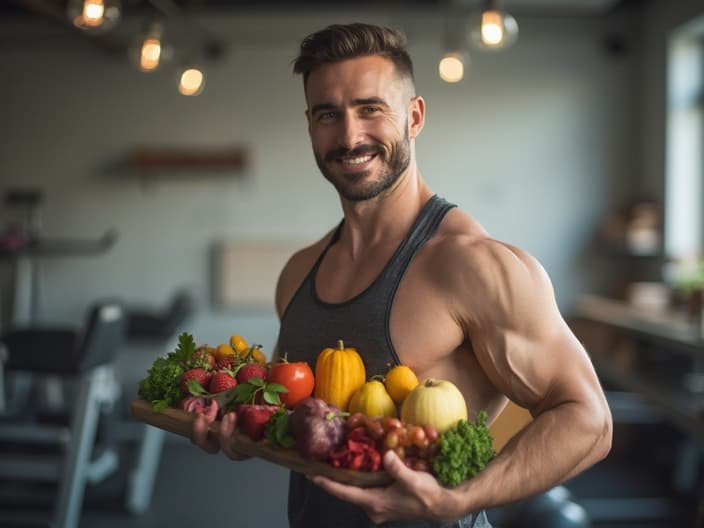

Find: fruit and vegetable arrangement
[135,333,495,487]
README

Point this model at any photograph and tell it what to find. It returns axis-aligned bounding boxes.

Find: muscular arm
[448,240,612,513]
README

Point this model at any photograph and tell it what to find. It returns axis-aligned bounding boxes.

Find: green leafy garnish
[265,408,295,449]
[432,411,496,487]
[173,332,196,366]
[138,355,186,411]
[137,332,196,411]
[191,377,288,414]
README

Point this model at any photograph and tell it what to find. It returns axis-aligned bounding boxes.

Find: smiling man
[193,23,612,528]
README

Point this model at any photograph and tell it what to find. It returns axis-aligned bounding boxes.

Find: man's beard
[315,129,411,202]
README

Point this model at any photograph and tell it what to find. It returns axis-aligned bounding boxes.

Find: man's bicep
[465,244,580,411]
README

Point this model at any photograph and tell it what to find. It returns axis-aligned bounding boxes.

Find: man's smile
[339,153,377,167]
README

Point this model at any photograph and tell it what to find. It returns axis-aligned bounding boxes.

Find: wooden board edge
[129,399,391,488]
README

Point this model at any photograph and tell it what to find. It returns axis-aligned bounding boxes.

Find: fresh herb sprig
[187,377,288,413]
[432,411,495,487]
[265,407,296,449]
[138,332,196,411]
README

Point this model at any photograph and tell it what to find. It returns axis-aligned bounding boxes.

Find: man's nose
[337,114,365,149]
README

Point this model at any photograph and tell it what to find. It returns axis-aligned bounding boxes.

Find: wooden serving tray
[130,399,392,488]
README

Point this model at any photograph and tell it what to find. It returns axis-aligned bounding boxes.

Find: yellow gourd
[401,378,468,434]
[384,364,419,405]
[314,340,366,411]
[348,378,397,418]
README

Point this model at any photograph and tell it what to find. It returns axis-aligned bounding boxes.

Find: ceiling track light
[469,0,519,51]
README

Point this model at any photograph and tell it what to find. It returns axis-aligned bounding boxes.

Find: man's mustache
[325,145,383,162]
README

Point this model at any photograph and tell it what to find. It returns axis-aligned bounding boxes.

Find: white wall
[0,9,634,353]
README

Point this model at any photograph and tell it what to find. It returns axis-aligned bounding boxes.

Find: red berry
[236,363,268,385]
[180,368,212,394]
[209,371,238,393]
[216,355,240,371]
[237,404,278,440]
[191,347,216,370]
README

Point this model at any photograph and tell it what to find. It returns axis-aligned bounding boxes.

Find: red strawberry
[237,404,278,440]
[209,370,238,393]
[191,346,216,370]
[180,368,212,394]
[236,363,268,385]
[216,355,240,371]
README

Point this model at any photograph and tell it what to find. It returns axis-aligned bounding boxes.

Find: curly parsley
[432,411,496,487]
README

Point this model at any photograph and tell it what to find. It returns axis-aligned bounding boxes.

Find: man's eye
[318,111,337,122]
[362,106,380,114]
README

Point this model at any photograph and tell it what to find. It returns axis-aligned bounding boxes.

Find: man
[193,23,612,528]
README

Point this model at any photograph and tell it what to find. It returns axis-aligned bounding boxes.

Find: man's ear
[408,96,425,139]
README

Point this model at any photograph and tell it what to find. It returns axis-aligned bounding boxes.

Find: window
[665,16,704,259]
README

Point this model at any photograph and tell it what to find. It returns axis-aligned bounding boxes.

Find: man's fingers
[192,411,220,454]
[219,413,251,461]
[382,449,414,485]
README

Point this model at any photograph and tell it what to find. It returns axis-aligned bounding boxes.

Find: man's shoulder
[274,228,336,316]
[432,209,547,290]
[282,230,335,274]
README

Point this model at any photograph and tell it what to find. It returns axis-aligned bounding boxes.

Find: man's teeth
[341,154,373,165]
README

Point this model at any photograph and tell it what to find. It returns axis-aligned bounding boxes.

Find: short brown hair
[292,23,415,88]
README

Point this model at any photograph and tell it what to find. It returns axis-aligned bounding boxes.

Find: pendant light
[438,10,470,84]
[469,0,519,51]
[129,21,171,73]
[67,0,121,32]
[178,65,206,96]
[439,52,467,83]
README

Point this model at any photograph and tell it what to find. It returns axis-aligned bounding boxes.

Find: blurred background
[0,0,702,526]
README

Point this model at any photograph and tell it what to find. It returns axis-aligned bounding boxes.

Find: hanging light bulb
[438,51,467,83]
[438,12,470,84]
[67,0,121,32]
[178,66,206,96]
[129,22,172,73]
[469,0,519,51]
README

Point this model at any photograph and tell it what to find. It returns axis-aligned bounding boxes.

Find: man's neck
[338,172,433,260]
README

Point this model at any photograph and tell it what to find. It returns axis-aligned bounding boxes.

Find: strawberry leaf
[232,383,258,404]
[266,383,288,394]
[247,377,266,387]
[187,379,208,396]
[262,390,281,405]
[152,399,169,412]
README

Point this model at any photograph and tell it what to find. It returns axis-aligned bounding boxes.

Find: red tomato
[268,360,315,408]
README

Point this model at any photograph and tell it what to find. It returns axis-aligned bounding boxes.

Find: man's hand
[311,450,459,525]
[191,407,249,461]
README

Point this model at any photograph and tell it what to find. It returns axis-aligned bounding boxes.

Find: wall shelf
[126,146,248,173]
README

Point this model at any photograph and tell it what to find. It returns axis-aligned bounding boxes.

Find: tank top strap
[380,194,457,287]
[307,219,344,279]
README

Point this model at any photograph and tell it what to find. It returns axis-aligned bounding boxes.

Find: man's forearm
[450,400,612,516]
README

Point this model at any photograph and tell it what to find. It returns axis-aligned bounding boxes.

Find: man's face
[305,55,415,202]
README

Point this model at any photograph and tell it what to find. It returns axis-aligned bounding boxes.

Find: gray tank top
[279,194,491,528]
[278,194,456,374]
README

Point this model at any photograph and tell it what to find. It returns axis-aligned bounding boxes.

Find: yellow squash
[348,378,397,418]
[314,340,366,411]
